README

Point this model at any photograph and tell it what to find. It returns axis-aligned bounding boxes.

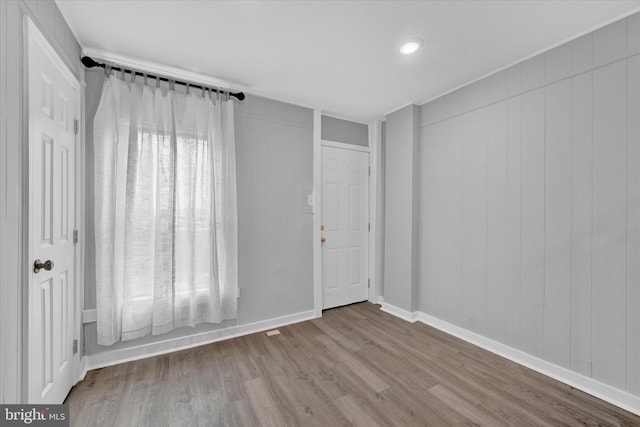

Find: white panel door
[321,145,369,309]
[27,20,78,403]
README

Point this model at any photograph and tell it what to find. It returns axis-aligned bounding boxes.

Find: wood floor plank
[333,394,384,427]
[429,383,509,427]
[244,377,289,427]
[315,334,390,393]
[230,398,260,427]
[65,302,640,426]
[310,317,362,352]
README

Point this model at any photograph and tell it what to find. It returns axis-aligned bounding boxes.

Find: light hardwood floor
[66,303,640,426]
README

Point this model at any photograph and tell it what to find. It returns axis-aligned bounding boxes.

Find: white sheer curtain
[94,74,237,346]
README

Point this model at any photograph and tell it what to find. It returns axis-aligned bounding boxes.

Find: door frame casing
[24,16,83,402]
[368,121,383,306]
[312,110,382,317]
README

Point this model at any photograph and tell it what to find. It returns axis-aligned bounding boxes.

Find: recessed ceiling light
[400,38,423,55]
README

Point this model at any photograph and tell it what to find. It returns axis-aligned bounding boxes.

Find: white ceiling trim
[82,47,243,91]
[383,100,421,117]
[416,4,640,108]
[82,47,375,123]
[236,85,375,123]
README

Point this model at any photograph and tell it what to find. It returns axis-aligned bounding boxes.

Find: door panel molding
[26,17,82,404]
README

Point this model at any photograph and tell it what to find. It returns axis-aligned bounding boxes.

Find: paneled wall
[419,13,640,396]
[0,0,82,404]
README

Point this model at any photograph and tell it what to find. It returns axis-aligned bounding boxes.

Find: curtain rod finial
[81,56,99,68]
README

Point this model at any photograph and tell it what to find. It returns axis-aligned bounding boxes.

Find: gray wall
[0,0,83,403]
[83,73,314,355]
[383,105,420,312]
[321,115,368,146]
[418,13,640,396]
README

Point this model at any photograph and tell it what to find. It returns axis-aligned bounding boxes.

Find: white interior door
[321,145,369,309]
[27,19,79,403]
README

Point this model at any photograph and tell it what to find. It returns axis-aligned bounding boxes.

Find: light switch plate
[302,191,314,214]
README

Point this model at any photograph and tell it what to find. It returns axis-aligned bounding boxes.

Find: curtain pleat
[94,75,238,346]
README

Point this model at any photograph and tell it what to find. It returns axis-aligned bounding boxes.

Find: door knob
[33,259,54,273]
[320,237,326,243]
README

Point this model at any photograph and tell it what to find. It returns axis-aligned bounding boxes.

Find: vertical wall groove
[0,0,8,404]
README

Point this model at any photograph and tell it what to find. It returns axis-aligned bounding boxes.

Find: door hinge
[73,229,79,244]
[368,223,371,232]
[74,119,79,135]
[72,339,78,354]
[368,166,371,176]
[368,279,370,288]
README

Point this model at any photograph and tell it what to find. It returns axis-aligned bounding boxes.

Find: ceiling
[57,0,640,122]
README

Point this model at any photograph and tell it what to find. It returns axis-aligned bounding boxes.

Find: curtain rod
[81,56,245,101]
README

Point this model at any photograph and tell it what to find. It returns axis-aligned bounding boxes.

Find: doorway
[27,18,81,403]
[321,143,370,309]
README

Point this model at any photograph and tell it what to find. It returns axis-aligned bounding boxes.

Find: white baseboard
[77,354,89,382]
[77,310,316,381]
[380,302,417,323]
[380,303,640,416]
